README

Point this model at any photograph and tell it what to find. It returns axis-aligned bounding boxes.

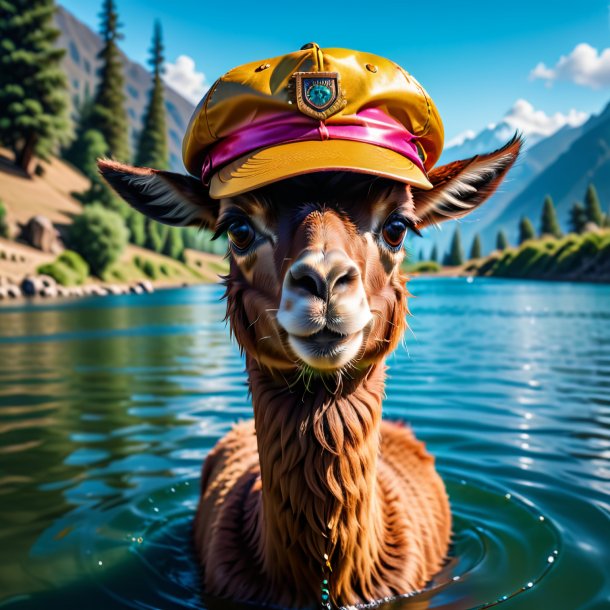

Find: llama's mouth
[287,327,364,371]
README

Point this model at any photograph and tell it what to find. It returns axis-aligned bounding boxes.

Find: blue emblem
[293,72,347,119]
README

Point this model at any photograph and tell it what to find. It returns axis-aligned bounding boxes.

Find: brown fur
[97,136,522,609]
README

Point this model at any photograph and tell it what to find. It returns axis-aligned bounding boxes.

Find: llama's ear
[97,159,219,228]
[411,134,522,228]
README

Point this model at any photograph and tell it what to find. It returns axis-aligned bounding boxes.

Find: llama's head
[99,135,520,376]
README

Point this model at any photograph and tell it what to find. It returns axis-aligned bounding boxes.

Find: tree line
[420,184,609,267]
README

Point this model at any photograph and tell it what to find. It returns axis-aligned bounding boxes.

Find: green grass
[476,230,610,281]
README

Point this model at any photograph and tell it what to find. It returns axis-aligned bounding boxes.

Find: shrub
[37,250,89,286]
[409,261,441,273]
[141,259,159,279]
[68,205,128,276]
[0,200,8,238]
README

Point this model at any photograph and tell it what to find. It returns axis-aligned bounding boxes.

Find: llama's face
[220,177,411,373]
[98,134,521,375]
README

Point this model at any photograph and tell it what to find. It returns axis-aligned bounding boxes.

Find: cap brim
[208,140,432,199]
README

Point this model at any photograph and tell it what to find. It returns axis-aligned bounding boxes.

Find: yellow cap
[182,44,444,199]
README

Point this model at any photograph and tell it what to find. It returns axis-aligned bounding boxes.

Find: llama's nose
[288,265,327,301]
[288,256,360,302]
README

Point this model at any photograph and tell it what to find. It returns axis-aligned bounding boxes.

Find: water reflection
[0,280,609,609]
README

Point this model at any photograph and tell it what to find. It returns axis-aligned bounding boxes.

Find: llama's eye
[228,221,255,251]
[381,216,408,249]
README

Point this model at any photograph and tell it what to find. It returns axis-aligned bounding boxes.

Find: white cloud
[530,43,610,89]
[502,99,588,138]
[446,129,476,148]
[163,55,209,105]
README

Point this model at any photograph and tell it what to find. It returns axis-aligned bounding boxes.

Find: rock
[137,280,154,294]
[105,284,123,295]
[40,285,58,298]
[20,215,63,253]
[130,285,144,294]
[0,287,7,300]
[6,285,21,299]
[21,275,57,296]
[70,287,84,297]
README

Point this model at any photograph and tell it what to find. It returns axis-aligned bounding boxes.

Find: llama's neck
[247,358,386,607]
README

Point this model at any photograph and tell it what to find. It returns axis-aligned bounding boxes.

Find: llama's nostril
[329,266,359,294]
[289,267,327,301]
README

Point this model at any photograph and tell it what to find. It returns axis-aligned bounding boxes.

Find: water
[0,278,608,610]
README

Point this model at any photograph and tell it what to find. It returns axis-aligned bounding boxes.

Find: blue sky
[59,0,610,143]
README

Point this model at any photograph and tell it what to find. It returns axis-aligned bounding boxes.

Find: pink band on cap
[200,107,423,185]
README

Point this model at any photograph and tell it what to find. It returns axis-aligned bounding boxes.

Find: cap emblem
[293,72,347,120]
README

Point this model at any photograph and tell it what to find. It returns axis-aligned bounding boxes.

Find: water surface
[0,278,609,609]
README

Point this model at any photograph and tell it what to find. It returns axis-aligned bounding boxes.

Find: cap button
[300,42,319,50]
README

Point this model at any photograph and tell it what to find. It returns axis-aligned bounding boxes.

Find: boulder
[20,215,63,253]
[40,284,58,298]
[6,285,21,299]
[137,280,154,294]
[130,285,144,294]
[21,275,57,296]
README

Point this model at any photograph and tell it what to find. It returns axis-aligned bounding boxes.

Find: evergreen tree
[445,226,464,266]
[540,195,562,238]
[146,219,168,253]
[496,229,509,251]
[430,243,438,263]
[163,227,185,260]
[126,209,145,246]
[0,0,70,172]
[86,0,130,162]
[569,202,587,234]
[135,21,168,169]
[518,216,535,244]
[0,200,9,238]
[469,234,482,259]
[604,208,610,228]
[584,183,603,227]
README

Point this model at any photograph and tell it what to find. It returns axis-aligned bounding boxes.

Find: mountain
[54,6,195,172]
[485,101,610,244]
[430,101,591,255]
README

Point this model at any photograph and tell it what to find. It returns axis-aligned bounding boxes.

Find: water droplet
[524,412,533,420]
[547,556,555,563]
[539,515,545,522]
[505,493,512,500]
[137,537,143,544]
[170,487,176,493]
[98,560,103,566]
[153,507,159,513]
[527,581,534,588]
[452,575,460,581]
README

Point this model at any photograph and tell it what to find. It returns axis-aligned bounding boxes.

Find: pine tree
[163,227,185,260]
[540,195,562,238]
[469,234,482,259]
[126,209,145,246]
[445,226,464,266]
[146,219,168,253]
[569,202,587,234]
[86,0,130,162]
[584,184,603,227]
[430,243,438,263]
[0,0,70,172]
[518,216,535,244]
[496,229,509,251]
[135,21,168,169]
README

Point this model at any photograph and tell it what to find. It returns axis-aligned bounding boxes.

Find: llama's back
[378,420,452,584]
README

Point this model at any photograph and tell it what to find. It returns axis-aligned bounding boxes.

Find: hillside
[0,152,226,290]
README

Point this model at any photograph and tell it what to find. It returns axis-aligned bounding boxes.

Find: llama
[99,135,520,608]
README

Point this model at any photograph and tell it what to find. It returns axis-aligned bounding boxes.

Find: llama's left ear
[97,159,219,229]
[411,134,522,228]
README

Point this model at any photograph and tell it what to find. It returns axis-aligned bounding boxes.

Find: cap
[182,44,444,199]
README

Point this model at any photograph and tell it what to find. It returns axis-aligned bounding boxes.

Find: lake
[0,278,609,610]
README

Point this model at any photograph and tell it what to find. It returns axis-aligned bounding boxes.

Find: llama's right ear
[97,159,219,228]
